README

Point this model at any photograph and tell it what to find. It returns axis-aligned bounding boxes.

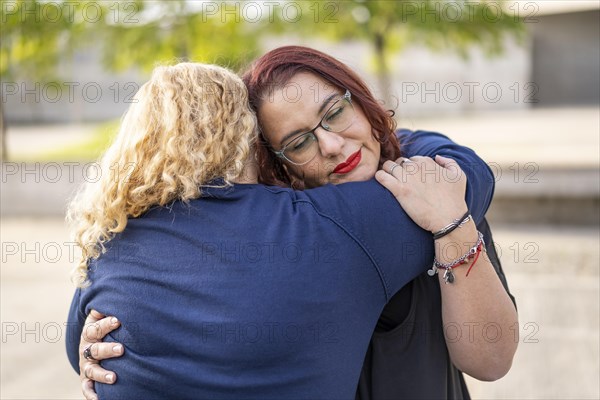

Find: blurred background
[1,0,598,398]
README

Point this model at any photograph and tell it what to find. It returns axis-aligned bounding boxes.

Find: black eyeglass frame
[271,89,354,166]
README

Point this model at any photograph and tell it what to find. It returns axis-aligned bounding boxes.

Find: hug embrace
[65,46,518,399]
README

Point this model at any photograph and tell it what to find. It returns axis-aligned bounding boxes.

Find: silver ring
[83,345,96,361]
[389,163,400,175]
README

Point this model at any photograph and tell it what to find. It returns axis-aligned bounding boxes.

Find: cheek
[375,142,382,165]
[365,157,379,178]
[368,127,382,159]
[362,140,381,179]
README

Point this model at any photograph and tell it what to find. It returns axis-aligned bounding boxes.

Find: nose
[315,127,344,158]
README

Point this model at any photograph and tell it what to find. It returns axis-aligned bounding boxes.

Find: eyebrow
[278,93,339,146]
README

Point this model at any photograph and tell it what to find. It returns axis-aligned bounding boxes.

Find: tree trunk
[374,32,393,108]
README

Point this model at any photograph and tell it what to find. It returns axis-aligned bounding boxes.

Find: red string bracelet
[429,231,486,284]
[465,241,484,277]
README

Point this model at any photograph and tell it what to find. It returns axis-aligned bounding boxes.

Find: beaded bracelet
[428,231,485,284]
[432,211,471,240]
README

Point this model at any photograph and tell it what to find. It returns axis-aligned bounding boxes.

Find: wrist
[430,207,469,237]
[430,224,485,284]
[434,220,478,262]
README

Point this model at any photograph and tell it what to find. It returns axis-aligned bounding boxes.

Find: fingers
[380,156,444,186]
[382,160,403,177]
[433,154,455,168]
[87,309,106,323]
[81,378,99,400]
[81,314,120,342]
[387,161,402,176]
[83,362,117,384]
[394,155,463,180]
[79,312,122,396]
[392,157,414,168]
[382,158,417,179]
[86,342,124,361]
[375,169,404,199]
[378,159,416,197]
[433,154,462,174]
[434,155,465,182]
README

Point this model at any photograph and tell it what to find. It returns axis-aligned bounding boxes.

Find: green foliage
[267,0,525,102]
[1,0,526,160]
[2,0,525,84]
[1,0,75,81]
[1,0,264,82]
[272,0,525,55]
[97,1,262,73]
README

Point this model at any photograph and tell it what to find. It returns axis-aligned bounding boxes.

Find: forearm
[401,130,516,378]
[435,220,518,381]
[377,152,516,379]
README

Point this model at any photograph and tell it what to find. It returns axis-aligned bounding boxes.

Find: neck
[231,156,259,184]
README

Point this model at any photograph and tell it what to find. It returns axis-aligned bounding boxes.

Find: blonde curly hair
[67,62,257,287]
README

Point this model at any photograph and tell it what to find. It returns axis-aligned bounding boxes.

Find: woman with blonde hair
[66,63,256,287]
[66,62,512,398]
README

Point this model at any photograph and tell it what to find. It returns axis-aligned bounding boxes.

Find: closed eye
[286,133,315,153]
[325,105,345,122]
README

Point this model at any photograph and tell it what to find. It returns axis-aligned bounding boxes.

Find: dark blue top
[357,132,512,400]
[66,130,495,399]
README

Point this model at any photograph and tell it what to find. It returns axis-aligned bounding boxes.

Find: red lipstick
[333,148,362,174]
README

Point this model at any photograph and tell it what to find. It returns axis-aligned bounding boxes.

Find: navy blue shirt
[66,130,494,399]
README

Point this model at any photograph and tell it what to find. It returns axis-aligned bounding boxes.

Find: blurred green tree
[272,0,525,106]
[1,0,85,160]
[0,0,264,160]
[1,0,525,161]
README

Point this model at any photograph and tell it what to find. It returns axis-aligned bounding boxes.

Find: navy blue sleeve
[303,180,434,301]
[303,131,495,300]
[397,129,495,224]
[65,288,85,374]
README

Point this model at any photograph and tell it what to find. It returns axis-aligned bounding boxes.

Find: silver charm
[443,268,455,284]
[427,265,438,276]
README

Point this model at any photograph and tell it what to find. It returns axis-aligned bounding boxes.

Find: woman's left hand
[79,310,123,400]
[375,155,468,233]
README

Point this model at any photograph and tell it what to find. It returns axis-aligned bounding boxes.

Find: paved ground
[1,217,598,399]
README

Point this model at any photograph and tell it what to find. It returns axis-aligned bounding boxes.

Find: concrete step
[488,166,599,226]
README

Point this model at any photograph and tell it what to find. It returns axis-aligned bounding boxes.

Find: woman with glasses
[75,48,517,399]
[245,46,518,398]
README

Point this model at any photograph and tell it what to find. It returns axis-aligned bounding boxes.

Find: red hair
[242,45,401,189]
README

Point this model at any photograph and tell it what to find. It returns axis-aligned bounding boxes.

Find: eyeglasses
[272,90,355,166]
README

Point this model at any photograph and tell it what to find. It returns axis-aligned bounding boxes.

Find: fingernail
[106,373,114,383]
[111,317,119,326]
[113,344,123,353]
